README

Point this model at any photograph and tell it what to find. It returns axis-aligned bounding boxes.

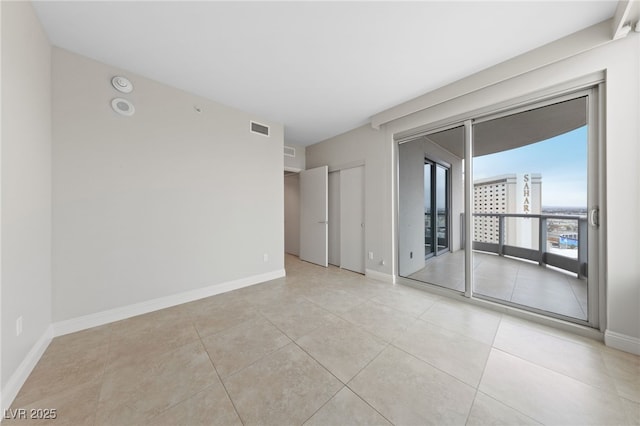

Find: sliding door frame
[395,75,605,331]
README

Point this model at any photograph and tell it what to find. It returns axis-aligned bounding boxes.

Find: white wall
[284,174,300,256]
[1,0,52,396]
[306,125,393,279]
[52,48,284,322]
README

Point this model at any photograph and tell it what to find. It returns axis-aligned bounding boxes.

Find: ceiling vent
[283,146,296,157]
[250,121,270,137]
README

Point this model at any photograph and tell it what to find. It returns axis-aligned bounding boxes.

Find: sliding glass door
[396,87,600,327]
[398,126,464,292]
[471,93,596,323]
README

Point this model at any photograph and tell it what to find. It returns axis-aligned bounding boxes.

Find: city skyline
[473,126,588,208]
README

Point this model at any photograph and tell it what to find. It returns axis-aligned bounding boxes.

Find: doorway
[472,94,595,322]
[299,165,365,274]
[328,166,365,273]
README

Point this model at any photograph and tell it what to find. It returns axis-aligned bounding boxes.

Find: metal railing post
[498,214,504,256]
[539,216,547,266]
[578,218,588,279]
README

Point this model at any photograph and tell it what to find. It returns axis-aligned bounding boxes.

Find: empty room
[1,1,639,425]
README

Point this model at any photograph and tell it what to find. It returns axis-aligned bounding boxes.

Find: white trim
[284,166,302,173]
[52,269,285,337]
[612,1,634,40]
[365,269,395,284]
[604,330,640,355]
[1,327,53,414]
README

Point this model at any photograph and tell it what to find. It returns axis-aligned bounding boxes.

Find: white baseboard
[365,269,395,284]
[1,326,53,415]
[52,269,285,337]
[604,330,640,355]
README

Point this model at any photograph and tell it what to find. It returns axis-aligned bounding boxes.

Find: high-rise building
[473,173,542,249]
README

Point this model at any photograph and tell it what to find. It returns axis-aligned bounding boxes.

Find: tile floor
[6,254,638,425]
[408,250,588,320]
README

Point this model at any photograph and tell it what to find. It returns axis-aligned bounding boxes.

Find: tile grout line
[91,327,115,426]
[463,314,504,426]
[283,282,399,425]
[469,391,544,426]
[468,314,554,426]
[218,312,295,380]
[566,275,587,319]
[195,325,246,426]
[342,339,397,426]
[490,346,624,399]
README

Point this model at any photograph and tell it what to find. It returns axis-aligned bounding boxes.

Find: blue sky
[473,126,588,207]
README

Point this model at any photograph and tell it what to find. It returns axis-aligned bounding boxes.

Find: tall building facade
[473,173,542,249]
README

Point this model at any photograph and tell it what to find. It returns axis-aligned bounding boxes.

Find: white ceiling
[33,1,618,146]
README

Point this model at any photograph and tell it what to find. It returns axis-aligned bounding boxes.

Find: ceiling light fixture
[111,98,135,116]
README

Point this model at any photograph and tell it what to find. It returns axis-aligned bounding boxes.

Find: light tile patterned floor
[6,254,639,425]
[408,250,588,320]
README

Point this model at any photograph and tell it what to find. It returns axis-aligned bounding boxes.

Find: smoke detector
[111,76,133,93]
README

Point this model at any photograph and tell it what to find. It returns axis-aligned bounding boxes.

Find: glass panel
[471,97,588,321]
[398,125,464,293]
[436,165,449,253]
[424,163,434,257]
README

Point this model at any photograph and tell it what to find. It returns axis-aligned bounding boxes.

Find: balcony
[408,213,588,320]
[471,213,588,279]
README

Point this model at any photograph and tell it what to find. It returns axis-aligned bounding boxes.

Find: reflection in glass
[398,126,465,292]
[424,163,433,257]
[436,165,449,253]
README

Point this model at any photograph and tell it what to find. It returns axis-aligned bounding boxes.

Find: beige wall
[306,124,392,277]
[52,48,284,322]
[284,143,306,171]
[397,139,426,276]
[284,174,300,255]
[1,0,52,392]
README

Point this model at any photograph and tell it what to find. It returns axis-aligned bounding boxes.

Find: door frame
[423,157,451,259]
[470,87,600,328]
[394,78,605,331]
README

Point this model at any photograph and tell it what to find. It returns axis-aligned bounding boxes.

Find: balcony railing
[470,213,587,279]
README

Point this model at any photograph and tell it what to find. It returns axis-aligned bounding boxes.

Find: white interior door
[328,171,341,266]
[340,166,365,273]
[300,166,328,267]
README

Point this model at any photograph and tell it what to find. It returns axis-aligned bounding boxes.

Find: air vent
[250,121,270,136]
[284,146,296,157]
